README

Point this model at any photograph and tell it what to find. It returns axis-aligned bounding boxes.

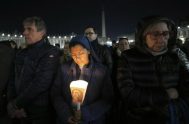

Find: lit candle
[70,80,88,110]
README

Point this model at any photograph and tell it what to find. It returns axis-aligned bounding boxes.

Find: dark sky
[0,0,188,39]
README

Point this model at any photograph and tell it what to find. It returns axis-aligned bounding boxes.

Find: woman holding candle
[51,36,114,124]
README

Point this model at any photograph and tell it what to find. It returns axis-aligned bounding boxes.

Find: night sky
[0,0,188,39]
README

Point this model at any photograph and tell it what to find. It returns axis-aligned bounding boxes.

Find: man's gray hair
[23,16,47,34]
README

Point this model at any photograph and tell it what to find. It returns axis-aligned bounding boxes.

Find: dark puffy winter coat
[7,39,60,118]
[117,16,189,124]
[91,40,113,73]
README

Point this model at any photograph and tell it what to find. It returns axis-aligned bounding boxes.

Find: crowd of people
[0,16,189,124]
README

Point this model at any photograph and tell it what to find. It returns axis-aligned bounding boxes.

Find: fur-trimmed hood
[135,16,177,54]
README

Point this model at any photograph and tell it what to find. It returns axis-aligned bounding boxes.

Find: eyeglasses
[85,32,95,36]
[147,31,170,39]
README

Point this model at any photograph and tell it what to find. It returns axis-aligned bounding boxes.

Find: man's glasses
[147,31,170,39]
[85,32,95,36]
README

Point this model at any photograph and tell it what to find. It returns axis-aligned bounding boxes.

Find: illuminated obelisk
[102,8,106,38]
[101,6,107,44]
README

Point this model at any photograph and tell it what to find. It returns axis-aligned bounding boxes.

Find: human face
[70,44,90,67]
[118,39,130,52]
[63,43,70,55]
[145,22,169,52]
[23,22,45,45]
[71,89,83,103]
[84,28,97,42]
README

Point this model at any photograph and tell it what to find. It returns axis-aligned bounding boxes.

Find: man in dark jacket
[7,17,60,124]
[84,26,113,73]
[117,16,189,124]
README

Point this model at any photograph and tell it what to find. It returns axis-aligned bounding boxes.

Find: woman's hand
[68,112,81,124]
[166,88,179,99]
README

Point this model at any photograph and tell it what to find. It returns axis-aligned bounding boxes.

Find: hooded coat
[51,36,114,124]
[117,16,189,124]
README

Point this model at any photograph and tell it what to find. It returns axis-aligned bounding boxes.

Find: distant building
[177,17,189,42]
[177,26,189,43]
[0,33,76,49]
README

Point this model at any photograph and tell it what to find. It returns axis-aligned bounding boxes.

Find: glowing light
[70,80,88,110]
[129,39,134,43]
[106,41,112,46]
[179,36,185,43]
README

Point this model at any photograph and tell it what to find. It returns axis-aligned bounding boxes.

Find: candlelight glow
[70,80,88,104]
